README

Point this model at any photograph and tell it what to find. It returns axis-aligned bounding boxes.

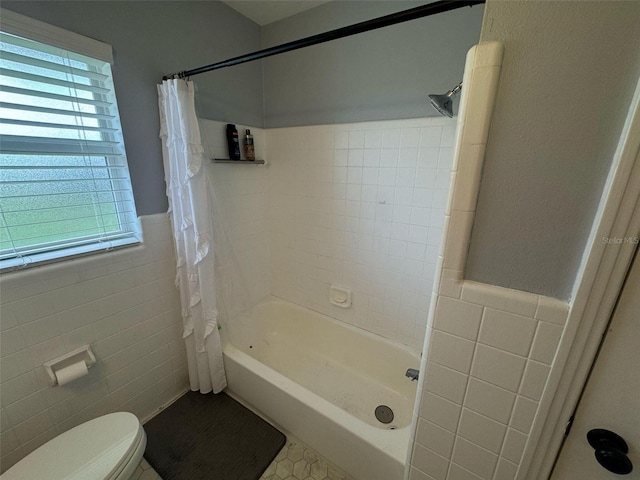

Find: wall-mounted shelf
[214,158,266,164]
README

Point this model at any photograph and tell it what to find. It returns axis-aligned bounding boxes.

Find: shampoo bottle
[243,129,255,161]
[226,124,241,160]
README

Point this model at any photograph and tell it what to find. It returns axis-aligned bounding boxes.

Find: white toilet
[1,412,146,480]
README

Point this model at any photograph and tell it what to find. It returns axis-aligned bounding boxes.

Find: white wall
[0,215,188,472]
[267,118,455,350]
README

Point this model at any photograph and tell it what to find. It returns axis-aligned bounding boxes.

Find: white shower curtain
[157,79,226,394]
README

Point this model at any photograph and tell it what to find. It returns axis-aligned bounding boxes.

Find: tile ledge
[459,280,539,317]
[535,296,570,325]
[436,278,570,324]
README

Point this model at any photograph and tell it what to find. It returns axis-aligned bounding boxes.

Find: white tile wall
[197,117,455,352]
[198,119,271,317]
[409,42,572,480]
[0,214,188,472]
[415,282,569,480]
[266,118,456,350]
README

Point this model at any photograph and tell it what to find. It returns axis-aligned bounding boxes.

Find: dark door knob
[587,429,634,475]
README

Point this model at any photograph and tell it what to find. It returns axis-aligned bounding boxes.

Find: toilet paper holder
[44,345,96,386]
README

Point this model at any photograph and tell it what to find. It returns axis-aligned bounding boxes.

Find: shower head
[428,82,462,118]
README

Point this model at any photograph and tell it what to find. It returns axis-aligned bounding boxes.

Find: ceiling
[221,0,332,26]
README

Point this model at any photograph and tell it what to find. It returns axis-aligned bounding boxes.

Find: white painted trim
[0,8,113,63]
[521,75,640,479]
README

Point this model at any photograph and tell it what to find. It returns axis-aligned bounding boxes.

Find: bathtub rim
[224,295,423,359]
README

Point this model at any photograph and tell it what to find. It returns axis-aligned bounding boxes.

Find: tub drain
[375,405,394,424]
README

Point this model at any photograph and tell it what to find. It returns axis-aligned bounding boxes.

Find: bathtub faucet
[405,368,419,381]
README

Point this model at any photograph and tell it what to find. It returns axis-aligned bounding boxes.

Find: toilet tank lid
[1,412,143,480]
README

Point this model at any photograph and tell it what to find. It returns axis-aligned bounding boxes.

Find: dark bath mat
[143,391,286,480]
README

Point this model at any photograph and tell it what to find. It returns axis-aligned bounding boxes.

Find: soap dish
[330,285,352,308]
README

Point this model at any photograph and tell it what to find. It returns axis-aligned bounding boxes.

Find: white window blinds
[0,30,140,269]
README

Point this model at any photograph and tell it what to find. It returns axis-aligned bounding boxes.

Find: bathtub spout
[405,368,419,381]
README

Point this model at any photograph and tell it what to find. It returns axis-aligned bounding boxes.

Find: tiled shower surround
[267,119,456,350]
[203,42,572,480]
[200,117,455,350]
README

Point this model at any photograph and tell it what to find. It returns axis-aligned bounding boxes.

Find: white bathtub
[222,297,420,480]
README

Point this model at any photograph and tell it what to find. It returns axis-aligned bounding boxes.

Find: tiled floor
[260,438,356,480]
[134,437,354,480]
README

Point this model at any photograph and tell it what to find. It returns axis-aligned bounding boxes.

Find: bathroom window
[0,10,140,270]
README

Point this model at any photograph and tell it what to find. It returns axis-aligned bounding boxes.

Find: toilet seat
[1,412,146,480]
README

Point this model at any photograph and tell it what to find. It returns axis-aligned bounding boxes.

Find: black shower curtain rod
[163,0,485,80]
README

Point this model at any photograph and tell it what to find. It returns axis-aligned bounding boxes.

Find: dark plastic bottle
[226,124,241,160]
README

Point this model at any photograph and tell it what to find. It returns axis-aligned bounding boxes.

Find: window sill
[1,237,141,274]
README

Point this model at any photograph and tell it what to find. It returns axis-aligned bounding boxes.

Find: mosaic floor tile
[259,438,356,480]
